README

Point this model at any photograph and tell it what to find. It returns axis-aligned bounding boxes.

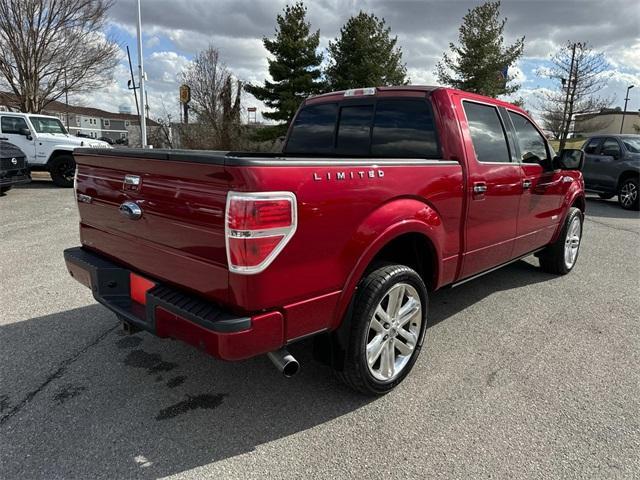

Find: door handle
[473,182,487,194]
[523,179,532,189]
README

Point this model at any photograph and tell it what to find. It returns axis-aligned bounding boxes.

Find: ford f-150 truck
[64,86,586,395]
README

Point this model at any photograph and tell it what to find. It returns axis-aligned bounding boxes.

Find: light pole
[620,85,634,134]
[136,0,148,148]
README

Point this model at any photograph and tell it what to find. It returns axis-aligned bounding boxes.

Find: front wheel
[336,264,428,395]
[49,155,75,188]
[539,207,583,275]
[618,177,639,210]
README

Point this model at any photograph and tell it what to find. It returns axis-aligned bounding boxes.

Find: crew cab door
[457,98,522,278]
[0,115,36,162]
[505,110,566,257]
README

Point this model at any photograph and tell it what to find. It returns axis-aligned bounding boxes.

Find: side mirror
[20,128,32,139]
[553,149,584,171]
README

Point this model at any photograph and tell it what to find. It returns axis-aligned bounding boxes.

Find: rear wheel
[598,193,614,200]
[618,177,639,210]
[335,264,428,395]
[539,207,583,275]
[49,155,75,188]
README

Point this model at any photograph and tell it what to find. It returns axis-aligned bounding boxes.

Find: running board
[451,248,544,288]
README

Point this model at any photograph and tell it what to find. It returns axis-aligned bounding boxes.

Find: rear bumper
[63,247,284,361]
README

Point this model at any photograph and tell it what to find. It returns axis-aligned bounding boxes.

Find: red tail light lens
[225,192,297,274]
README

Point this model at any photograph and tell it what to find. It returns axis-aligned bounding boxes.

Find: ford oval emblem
[119,201,143,220]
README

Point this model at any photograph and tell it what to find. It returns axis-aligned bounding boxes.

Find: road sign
[179,84,191,104]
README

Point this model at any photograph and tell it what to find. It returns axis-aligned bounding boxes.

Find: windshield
[30,116,68,135]
[621,136,640,153]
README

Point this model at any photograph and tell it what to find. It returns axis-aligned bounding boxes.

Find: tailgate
[74,150,232,304]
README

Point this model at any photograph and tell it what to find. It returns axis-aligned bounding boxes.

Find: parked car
[64,86,586,395]
[0,113,111,187]
[98,136,115,145]
[582,134,640,210]
[0,137,30,194]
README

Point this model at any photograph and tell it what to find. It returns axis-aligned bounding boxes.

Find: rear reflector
[130,272,156,305]
[225,192,297,274]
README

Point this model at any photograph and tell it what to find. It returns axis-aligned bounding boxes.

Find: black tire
[618,176,639,211]
[539,207,583,275]
[598,193,614,200]
[0,186,12,194]
[49,154,75,188]
[335,264,428,396]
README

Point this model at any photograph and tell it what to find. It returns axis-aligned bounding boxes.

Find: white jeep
[0,112,111,187]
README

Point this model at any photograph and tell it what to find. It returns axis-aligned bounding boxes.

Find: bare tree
[0,0,119,113]
[538,42,612,149]
[180,45,243,149]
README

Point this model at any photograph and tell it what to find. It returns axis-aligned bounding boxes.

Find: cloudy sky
[80,0,640,124]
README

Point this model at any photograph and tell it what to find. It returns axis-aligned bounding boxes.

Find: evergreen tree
[326,12,407,90]
[435,1,524,97]
[245,2,323,139]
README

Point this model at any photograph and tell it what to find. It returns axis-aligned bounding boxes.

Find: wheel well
[571,195,586,212]
[47,150,73,166]
[618,171,639,189]
[368,232,437,291]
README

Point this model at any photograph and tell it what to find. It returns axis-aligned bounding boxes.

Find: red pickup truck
[64,86,585,395]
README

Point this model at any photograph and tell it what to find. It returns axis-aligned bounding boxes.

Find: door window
[0,116,28,134]
[508,111,550,164]
[583,137,602,154]
[463,101,510,163]
[601,138,621,158]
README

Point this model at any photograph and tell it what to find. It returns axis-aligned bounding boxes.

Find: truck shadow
[0,258,552,478]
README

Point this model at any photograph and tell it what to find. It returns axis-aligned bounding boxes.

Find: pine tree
[326,12,407,90]
[245,2,323,139]
[435,1,524,97]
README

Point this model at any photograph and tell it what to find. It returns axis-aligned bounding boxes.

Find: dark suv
[582,134,640,210]
[0,137,30,195]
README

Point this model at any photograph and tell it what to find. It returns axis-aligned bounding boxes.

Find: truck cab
[0,112,110,187]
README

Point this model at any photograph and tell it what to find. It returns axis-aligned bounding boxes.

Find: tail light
[225,191,297,274]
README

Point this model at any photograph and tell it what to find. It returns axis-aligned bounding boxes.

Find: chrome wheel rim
[620,181,637,208]
[564,216,581,269]
[366,282,422,382]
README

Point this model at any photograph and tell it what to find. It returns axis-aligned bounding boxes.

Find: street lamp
[620,85,634,134]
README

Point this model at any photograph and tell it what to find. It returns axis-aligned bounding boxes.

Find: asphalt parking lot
[1,178,639,479]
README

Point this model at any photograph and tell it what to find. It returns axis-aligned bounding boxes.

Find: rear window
[336,105,374,155]
[285,98,439,158]
[285,103,338,154]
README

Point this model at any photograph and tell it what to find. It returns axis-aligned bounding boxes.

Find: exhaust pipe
[267,348,300,378]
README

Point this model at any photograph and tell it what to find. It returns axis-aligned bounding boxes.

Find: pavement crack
[0,322,118,426]
[585,217,639,236]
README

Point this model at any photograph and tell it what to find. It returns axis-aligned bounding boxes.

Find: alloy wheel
[366,282,422,382]
[620,181,637,208]
[564,216,581,269]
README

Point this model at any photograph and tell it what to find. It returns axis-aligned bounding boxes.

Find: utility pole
[136,0,148,148]
[620,85,634,134]
[559,42,576,151]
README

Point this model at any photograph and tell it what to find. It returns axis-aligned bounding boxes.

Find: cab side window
[601,138,621,158]
[583,137,601,154]
[463,101,510,163]
[508,112,549,165]
[0,116,28,135]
